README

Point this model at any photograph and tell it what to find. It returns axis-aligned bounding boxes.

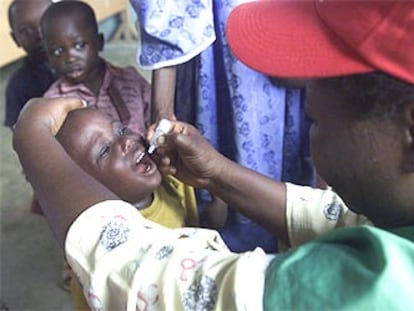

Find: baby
[56,107,224,310]
[56,108,201,228]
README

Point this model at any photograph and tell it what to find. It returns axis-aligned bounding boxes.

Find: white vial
[148,119,173,154]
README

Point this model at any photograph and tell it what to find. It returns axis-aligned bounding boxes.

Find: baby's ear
[98,33,104,51]
[402,100,414,172]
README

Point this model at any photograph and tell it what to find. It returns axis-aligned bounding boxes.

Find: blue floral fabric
[131,0,315,253]
[131,0,216,69]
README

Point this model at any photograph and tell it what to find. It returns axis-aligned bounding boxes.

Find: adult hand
[13,97,86,136]
[147,120,227,189]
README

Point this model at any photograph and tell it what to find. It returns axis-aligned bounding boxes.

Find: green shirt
[264,225,414,309]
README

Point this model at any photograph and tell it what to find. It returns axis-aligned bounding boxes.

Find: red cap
[226,0,414,85]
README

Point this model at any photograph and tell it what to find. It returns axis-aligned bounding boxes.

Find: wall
[0,0,132,68]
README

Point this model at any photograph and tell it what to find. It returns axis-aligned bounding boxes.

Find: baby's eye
[52,47,64,56]
[98,144,111,159]
[74,41,86,50]
[118,126,129,136]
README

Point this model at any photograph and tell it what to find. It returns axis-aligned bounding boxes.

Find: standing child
[5,0,55,209]
[4,0,62,284]
[4,0,55,129]
[5,0,56,213]
[41,0,151,136]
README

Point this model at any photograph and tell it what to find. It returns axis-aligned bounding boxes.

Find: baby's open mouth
[136,152,145,165]
[134,152,154,174]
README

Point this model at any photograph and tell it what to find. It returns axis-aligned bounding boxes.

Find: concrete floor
[0,42,150,311]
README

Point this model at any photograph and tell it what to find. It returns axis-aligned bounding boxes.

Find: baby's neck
[133,194,154,210]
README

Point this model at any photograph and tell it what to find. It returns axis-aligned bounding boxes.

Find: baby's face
[57,108,162,203]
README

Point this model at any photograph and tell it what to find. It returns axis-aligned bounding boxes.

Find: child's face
[10,0,50,62]
[42,14,102,84]
[57,108,162,204]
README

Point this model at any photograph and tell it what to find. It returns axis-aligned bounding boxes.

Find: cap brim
[226,1,374,79]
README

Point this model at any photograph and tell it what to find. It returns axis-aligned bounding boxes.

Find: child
[4,0,55,129]
[5,0,56,212]
[56,107,227,310]
[41,0,151,136]
[56,108,200,229]
[5,0,55,214]
[3,0,68,290]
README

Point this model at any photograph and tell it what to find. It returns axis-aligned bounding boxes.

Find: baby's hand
[14,97,86,135]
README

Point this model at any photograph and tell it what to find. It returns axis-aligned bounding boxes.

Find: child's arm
[13,97,119,247]
[151,66,177,122]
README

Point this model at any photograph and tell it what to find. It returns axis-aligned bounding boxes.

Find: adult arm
[13,97,118,247]
[205,153,288,242]
[151,66,177,122]
[150,121,289,243]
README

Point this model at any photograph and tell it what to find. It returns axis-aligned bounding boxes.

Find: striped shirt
[44,59,151,136]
